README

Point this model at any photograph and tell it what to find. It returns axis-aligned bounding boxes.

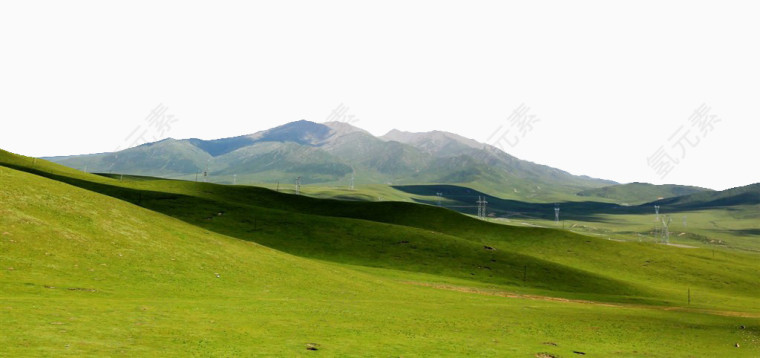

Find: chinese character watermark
[115,103,179,151]
[647,103,722,179]
[325,103,360,125]
[486,103,540,150]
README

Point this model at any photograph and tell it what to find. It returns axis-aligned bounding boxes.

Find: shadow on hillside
[395,184,657,222]
[1,163,647,300]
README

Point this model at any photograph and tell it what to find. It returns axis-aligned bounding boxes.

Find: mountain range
[45,120,712,202]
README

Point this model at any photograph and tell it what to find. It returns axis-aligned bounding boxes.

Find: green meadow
[1,150,759,356]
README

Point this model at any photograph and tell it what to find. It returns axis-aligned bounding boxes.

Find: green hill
[0,151,638,297]
[2,149,760,356]
[652,183,760,209]
[578,182,713,204]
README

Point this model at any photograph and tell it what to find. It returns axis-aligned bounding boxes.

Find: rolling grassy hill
[651,183,760,209]
[577,182,712,205]
[2,149,760,356]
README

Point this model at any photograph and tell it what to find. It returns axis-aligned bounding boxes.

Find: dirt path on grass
[405,281,760,319]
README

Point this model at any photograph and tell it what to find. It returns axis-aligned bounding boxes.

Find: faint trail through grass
[406,281,760,318]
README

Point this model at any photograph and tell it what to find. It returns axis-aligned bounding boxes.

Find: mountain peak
[246,120,332,146]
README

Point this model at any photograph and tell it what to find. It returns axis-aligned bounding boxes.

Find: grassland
[2,149,759,356]
[491,206,760,253]
[368,183,760,252]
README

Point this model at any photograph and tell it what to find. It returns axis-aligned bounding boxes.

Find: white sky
[1,1,758,190]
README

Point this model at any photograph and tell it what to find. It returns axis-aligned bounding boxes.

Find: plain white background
[1,1,758,190]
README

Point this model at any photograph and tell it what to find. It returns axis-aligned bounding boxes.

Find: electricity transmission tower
[554,204,560,225]
[295,176,301,195]
[436,192,443,207]
[654,205,660,222]
[349,173,355,190]
[476,196,488,219]
[661,215,672,244]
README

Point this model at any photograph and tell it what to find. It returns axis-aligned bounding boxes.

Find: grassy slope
[0,154,642,299]
[577,182,712,205]
[654,183,760,209]
[2,150,760,356]
[4,150,760,308]
[197,184,760,310]
[3,165,534,356]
